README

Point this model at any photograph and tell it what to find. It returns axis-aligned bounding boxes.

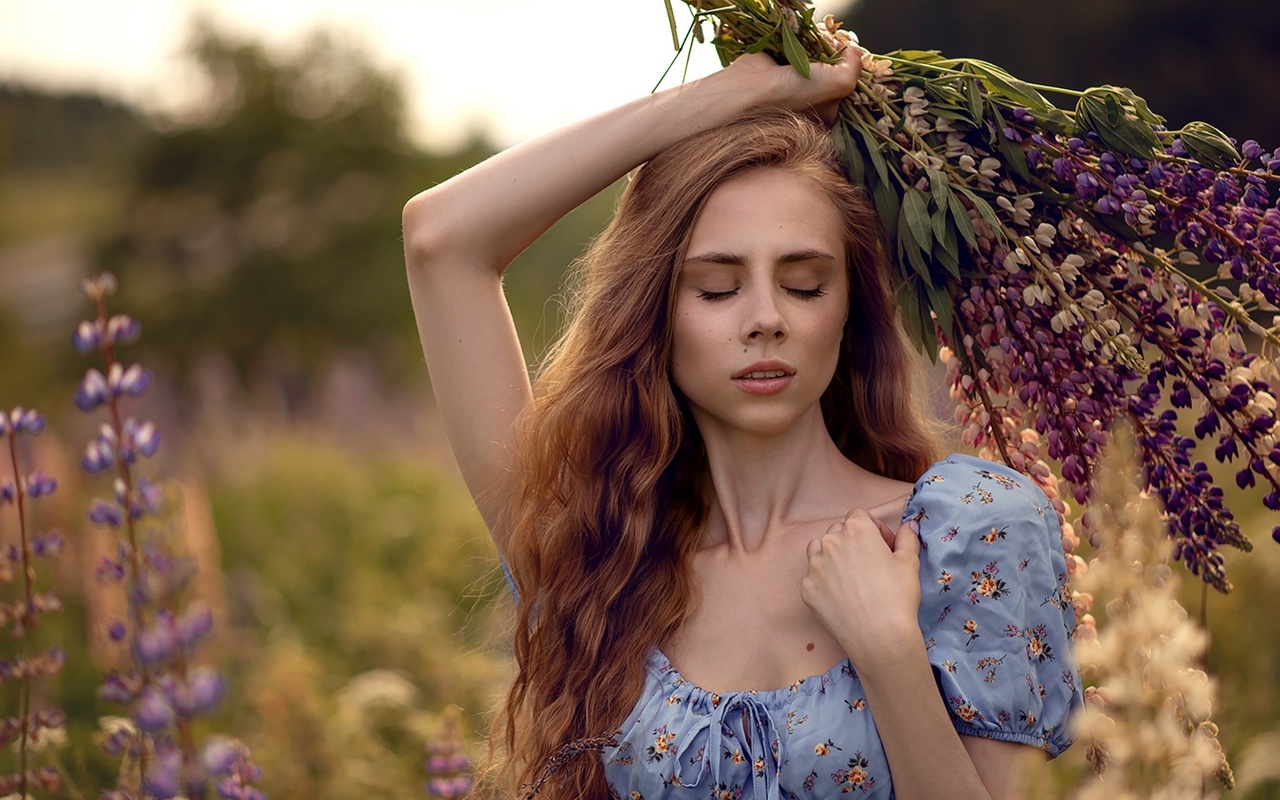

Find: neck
[693,405,862,554]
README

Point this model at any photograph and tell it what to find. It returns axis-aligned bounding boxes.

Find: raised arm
[401,48,863,549]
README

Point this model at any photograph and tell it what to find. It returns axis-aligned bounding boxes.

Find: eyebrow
[682,249,837,266]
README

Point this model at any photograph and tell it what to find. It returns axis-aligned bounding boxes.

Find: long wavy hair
[493,109,946,799]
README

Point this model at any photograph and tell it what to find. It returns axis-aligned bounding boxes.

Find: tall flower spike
[73,271,264,798]
[1072,425,1234,794]
[1,406,67,797]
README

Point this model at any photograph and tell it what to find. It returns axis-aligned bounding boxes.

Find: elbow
[402,192,448,274]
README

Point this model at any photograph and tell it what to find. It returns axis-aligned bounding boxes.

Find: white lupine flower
[978,157,1001,179]
[1034,222,1057,247]
[1060,253,1085,281]
[957,154,977,174]
[1080,289,1107,311]
[1072,430,1232,796]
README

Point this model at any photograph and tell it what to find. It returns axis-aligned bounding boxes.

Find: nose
[741,287,788,343]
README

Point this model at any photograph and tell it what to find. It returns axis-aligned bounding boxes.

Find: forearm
[401,70,770,276]
[850,633,994,800]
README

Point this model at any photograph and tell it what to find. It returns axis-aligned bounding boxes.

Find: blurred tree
[100,20,427,396]
[838,0,1280,147]
[0,84,148,176]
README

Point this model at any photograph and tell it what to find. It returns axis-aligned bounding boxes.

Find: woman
[402,36,1079,800]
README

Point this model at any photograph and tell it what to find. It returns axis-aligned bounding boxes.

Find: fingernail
[908,519,920,534]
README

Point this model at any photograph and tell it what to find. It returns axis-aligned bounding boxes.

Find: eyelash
[696,288,827,301]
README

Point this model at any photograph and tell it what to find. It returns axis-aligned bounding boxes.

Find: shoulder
[905,452,1071,620]
[904,453,1053,523]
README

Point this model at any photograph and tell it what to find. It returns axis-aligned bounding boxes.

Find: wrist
[841,618,926,675]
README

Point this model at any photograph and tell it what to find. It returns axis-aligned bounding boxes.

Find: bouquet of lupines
[667,0,1280,593]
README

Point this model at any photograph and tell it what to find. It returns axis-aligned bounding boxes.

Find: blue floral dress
[598,453,1082,799]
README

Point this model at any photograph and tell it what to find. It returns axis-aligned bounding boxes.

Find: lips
[732,360,795,380]
[732,360,796,395]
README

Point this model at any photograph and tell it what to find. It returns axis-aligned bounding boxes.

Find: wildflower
[1072,428,1232,794]
[71,272,264,797]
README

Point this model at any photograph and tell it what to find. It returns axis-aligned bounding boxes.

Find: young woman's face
[671,167,850,440]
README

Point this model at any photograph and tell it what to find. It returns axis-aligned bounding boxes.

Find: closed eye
[696,289,738,301]
[786,287,827,299]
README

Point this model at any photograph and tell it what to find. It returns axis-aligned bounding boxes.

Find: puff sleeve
[902,453,1082,756]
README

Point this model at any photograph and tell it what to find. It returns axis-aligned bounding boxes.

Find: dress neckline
[647,647,857,707]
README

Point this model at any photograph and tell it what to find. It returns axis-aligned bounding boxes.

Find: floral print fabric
[602,453,1082,799]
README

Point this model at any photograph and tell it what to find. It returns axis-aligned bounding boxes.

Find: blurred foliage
[0,20,617,418]
[839,0,1280,148]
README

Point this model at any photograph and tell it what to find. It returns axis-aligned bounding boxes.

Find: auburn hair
[491,109,946,799]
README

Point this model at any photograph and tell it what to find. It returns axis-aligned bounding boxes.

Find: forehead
[686,168,845,260]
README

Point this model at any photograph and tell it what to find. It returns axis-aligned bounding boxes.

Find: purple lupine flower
[73,319,102,354]
[108,619,128,642]
[98,670,143,704]
[24,470,56,498]
[82,438,116,473]
[89,499,123,527]
[185,668,227,715]
[178,604,215,647]
[106,313,140,345]
[143,740,184,800]
[110,362,152,397]
[96,556,127,583]
[76,369,110,411]
[134,685,175,732]
[120,417,160,462]
[31,530,65,557]
[135,615,178,666]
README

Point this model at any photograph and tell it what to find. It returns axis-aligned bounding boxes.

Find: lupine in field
[424,706,472,799]
[674,0,1280,596]
[75,272,264,799]
[1071,427,1233,796]
[0,406,66,797]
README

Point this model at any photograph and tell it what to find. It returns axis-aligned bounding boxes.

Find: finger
[843,508,894,549]
[871,516,896,550]
[895,518,922,558]
[806,536,823,560]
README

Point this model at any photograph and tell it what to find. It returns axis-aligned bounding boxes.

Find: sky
[0,0,845,150]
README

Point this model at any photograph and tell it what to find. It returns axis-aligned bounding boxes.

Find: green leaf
[935,220,961,279]
[925,281,955,352]
[965,59,1050,110]
[1180,121,1241,169]
[872,177,901,241]
[957,186,1003,243]
[949,192,978,250]
[929,104,978,126]
[898,201,933,281]
[745,34,776,55]
[1076,89,1162,159]
[855,126,890,187]
[896,279,927,354]
[918,290,939,359]
[926,168,954,212]
[779,22,810,79]
[834,124,865,185]
[931,202,949,246]
[903,187,934,249]
[989,104,1030,180]
[966,78,983,124]
[1104,93,1121,127]
[891,49,951,64]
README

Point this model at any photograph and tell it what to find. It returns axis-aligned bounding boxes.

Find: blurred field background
[1,0,1278,796]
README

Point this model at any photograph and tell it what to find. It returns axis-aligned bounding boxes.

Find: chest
[661,524,851,693]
